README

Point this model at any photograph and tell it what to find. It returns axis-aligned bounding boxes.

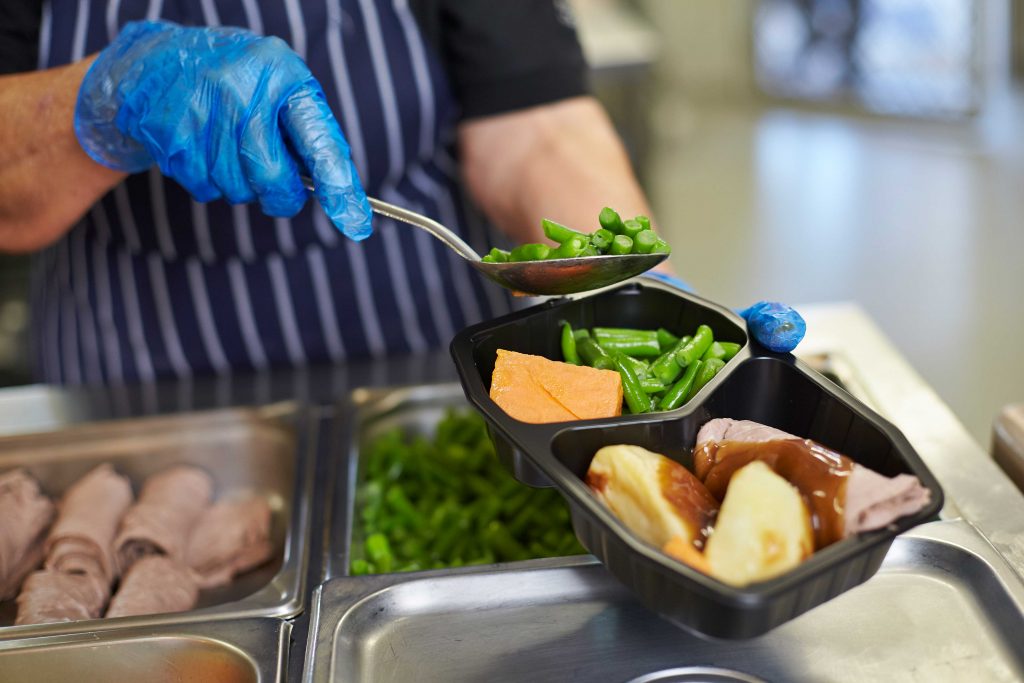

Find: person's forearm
[458,96,653,245]
[0,58,126,253]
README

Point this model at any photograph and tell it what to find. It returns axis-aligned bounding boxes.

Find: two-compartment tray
[449,282,945,638]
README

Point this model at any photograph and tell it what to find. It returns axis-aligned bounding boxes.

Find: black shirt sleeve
[410,0,589,120]
[0,0,43,75]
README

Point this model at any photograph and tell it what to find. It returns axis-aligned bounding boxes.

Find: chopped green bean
[481,247,510,263]
[597,337,662,358]
[640,377,666,394]
[549,236,587,259]
[590,229,615,252]
[561,321,580,365]
[684,357,725,402]
[656,328,680,350]
[622,219,644,240]
[599,207,627,234]
[675,325,714,368]
[635,215,651,231]
[633,230,658,254]
[718,342,741,361]
[577,335,614,370]
[650,239,672,255]
[658,359,703,411]
[610,235,633,255]
[509,243,551,262]
[613,354,649,414]
[542,218,587,244]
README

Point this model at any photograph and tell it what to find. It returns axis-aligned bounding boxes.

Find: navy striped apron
[32,0,511,384]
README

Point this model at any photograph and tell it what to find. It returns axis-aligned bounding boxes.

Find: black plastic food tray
[450,281,944,639]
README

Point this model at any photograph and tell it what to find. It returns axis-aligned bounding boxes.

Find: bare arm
[0,57,126,253]
[458,96,654,245]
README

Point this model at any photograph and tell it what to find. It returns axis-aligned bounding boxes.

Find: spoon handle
[300,176,480,262]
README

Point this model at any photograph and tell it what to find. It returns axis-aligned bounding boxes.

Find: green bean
[635,215,651,231]
[701,341,727,362]
[657,359,703,411]
[622,219,644,240]
[640,377,666,394]
[573,329,590,342]
[684,357,725,402]
[582,243,600,257]
[613,354,650,414]
[656,328,680,350]
[675,325,714,368]
[718,342,741,361]
[598,337,662,358]
[561,321,580,365]
[542,218,587,244]
[592,327,658,340]
[577,335,614,370]
[649,335,691,385]
[549,236,587,259]
[650,239,672,255]
[509,243,551,262]
[618,353,649,379]
[481,247,510,263]
[590,229,615,252]
[610,234,633,255]
[365,533,394,573]
[599,207,627,234]
[633,230,658,254]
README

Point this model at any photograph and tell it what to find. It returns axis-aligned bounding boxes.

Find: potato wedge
[586,445,718,550]
[704,461,813,586]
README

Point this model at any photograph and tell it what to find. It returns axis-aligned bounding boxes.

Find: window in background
[754,0,980,118]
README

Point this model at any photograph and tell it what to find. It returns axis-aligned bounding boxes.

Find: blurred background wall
[578,0,1022,448]
[1,0,1021,449]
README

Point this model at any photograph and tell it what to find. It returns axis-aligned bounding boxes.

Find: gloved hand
[75,21,371,240]
[641,272,806,353]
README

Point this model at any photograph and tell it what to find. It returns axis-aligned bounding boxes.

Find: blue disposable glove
[75,21,371,240]
[641,272,806,353]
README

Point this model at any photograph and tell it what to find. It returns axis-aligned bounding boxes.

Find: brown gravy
[694,439,852,548]
[657,458,719,549]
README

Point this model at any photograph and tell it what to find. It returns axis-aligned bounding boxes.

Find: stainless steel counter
[0,302,1022,681]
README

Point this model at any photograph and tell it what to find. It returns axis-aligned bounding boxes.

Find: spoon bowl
[302,177,667,295]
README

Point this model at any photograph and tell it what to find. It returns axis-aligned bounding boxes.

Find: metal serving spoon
[301,177,667,296]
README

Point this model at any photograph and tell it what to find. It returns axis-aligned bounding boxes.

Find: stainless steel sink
[0,618,288,683]
[304,520,1024,683]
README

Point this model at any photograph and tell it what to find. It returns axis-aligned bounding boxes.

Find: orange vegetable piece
[489,349,623,423]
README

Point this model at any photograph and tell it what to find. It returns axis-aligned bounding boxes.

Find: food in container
[44,464,133,584]
[0,469,55,601]
[15,570,109,625]
[114,465,213,571]
[588,419,932,586]
[489,349,623,423]
[186,496,273,589]
[106,556,198,618]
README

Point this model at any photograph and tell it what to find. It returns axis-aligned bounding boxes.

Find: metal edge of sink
[0,617,291,683]
[0,403,317,641]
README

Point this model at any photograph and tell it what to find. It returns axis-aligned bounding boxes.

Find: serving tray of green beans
[332,384,585,578]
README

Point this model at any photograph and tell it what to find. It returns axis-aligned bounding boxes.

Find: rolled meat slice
[114,465,213,572]
[14,569,109,625]
[186,496,273,589]
[45,464,133,583]
[106,555,198,618]
[694,418,931,545]
[0,469,56,600]
[586,445,719,551]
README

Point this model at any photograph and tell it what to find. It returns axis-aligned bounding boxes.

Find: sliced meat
[114,466,213,572]
[0,469,56,600]
[186,496,273,589]
[694,418,931,541]
[844,466,931,534]
[45,464,133,583]
[106,556,198,618]
[695,418,792,447]
[15,569,109,625]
